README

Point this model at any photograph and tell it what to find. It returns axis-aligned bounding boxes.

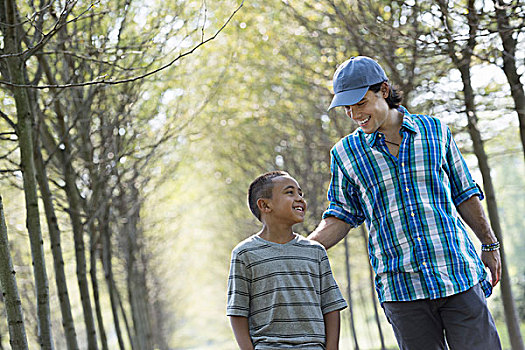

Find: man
[308,56,502,349]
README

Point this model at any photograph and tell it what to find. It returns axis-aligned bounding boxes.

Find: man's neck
[379,109,403,141]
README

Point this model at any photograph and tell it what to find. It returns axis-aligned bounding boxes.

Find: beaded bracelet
[481,241,500,252]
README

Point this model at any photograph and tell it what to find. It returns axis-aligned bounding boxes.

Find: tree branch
[0,110,16,131]
[0,0,245,89]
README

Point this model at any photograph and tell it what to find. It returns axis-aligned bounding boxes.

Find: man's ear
[381,82,389,98]
[257,198,272,214]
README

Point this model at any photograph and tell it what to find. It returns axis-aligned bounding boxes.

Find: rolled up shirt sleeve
[322,149,366,227]
[443,126,484,206]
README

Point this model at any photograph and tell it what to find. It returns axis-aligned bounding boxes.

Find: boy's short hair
[248,171,289,221]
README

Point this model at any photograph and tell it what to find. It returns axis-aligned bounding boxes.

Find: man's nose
[345,106,353,118]
[345,106,358,119]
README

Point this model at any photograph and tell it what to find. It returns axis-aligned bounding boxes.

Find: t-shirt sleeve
[319,248,347,314]
[443,125,484,206]
[322,148,366,227]
[226,249,251,317]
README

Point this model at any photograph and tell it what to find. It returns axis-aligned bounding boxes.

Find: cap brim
[328,87,369,111]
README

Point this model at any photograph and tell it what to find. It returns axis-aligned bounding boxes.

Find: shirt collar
[364,105,417,147]
[399,106,417,134]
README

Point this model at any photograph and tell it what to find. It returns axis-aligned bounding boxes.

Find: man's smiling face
[343,83,390,134]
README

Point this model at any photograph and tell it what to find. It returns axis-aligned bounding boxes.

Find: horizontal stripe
[245,256,318,269]
[250,302,320,317]
[251,270,322,283]
[251,286,319,299]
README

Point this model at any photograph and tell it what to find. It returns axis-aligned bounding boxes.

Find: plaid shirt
[323,106,491,303]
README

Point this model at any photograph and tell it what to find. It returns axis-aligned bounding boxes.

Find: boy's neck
[258,224,295,244]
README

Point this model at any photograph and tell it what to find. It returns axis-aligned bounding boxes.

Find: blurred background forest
[0,0,524,349]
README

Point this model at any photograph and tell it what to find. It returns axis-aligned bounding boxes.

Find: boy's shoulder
[231,234,326,255]
[231,234,265,256]
[292,234,326,253]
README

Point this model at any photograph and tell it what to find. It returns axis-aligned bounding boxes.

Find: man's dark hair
[369,81,403,109]
[248,171,289,221]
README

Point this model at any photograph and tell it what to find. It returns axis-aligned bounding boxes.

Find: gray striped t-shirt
[227,234,347,349]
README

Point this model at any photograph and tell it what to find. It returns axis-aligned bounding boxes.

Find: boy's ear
[257,198,272,214]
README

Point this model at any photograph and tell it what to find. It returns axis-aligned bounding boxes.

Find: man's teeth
[294,207,303,211]
[359,117,371,125]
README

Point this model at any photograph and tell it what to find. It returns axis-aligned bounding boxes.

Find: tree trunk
[123,187,153,350]
[89,223,109,350]
[494,0,525,163]
[458,63,524,350]
[343,237,359,350]
[360,226,385,350]
[115,277,135,349]
[33,45,99,350]
[56,115,99,350]
[0,196,29,350]
[33,137,79,350]
[438,1,524,347]
[100,207,126,350]
[1,0,54,347]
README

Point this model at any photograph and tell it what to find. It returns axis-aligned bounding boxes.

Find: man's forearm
[457,195,497,244]
[308,217,351,249]
[457,195,502,286]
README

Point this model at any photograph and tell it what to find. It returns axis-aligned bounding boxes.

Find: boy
[227,171,347,350]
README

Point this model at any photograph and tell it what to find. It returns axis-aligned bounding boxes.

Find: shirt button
[422,262,427,266]
[405,187,410,192]
[401,162,405,167]
[411,212,415,217]
[417,237,422,241]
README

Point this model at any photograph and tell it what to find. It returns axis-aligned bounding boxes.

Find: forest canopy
[0,0,524,349]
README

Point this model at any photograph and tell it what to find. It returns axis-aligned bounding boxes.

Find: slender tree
[437,1,524,348]
[0,196,29,349]
[343,236,359,350]
[33,132,79,350]
[0,0,54,347]
[492,0,525,162]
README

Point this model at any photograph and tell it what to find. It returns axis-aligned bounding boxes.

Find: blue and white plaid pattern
[323,106,492,303]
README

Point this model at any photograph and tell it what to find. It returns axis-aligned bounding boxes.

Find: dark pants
[382,284,501,350]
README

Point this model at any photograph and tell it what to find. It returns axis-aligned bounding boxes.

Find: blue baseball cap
[328,56,388,111]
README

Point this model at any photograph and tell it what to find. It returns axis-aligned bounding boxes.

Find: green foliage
[1,0,524,347]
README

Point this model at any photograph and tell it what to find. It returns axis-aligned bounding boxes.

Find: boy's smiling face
[266,175,306,224]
